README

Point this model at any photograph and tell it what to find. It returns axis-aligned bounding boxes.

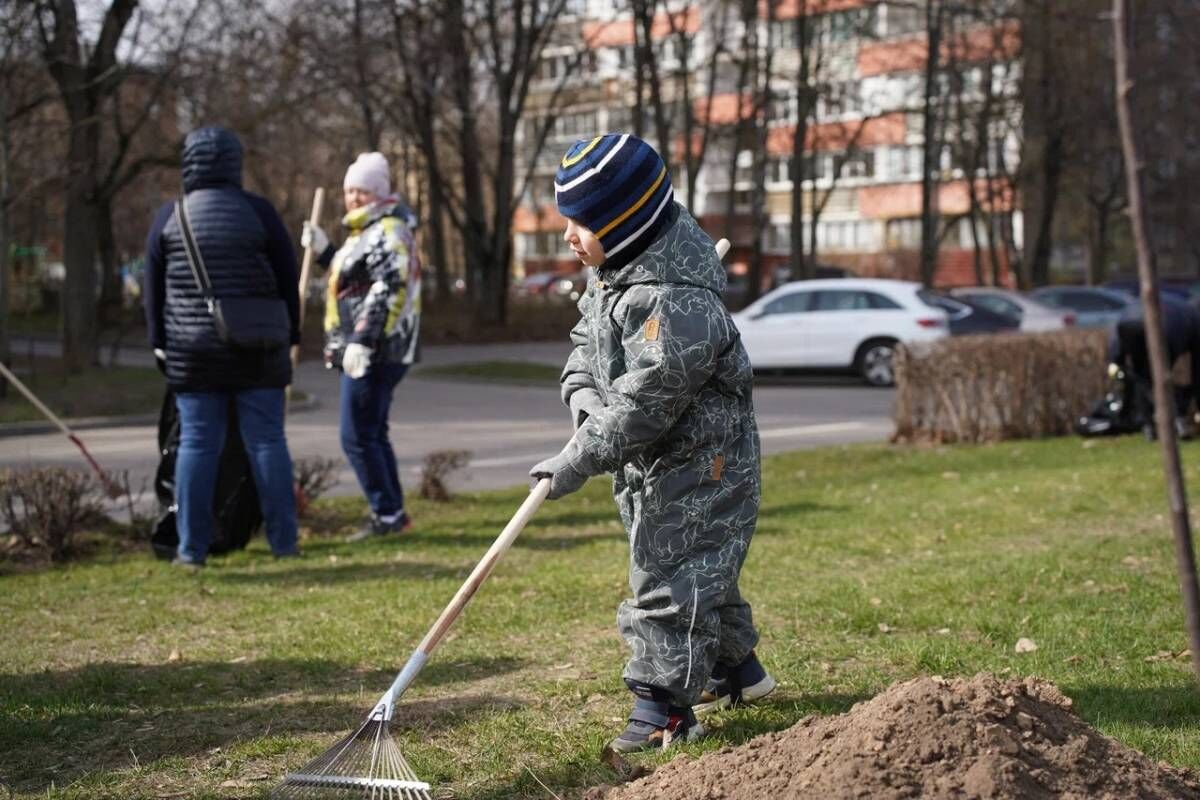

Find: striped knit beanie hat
[555,134,674,270]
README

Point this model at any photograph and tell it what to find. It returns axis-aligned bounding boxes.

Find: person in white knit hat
[301,151,422,542]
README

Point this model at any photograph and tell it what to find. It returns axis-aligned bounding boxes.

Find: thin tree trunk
[426,160,451,305]
[789,5,812,280]
[352,0,381,150]
[0,82,11,397]
[96,195,121,326]
[1028,132,1063,287]
[447,0,488,311]
[746,0,775,305]
[1113,0,1200,684]
[919,1,943,288]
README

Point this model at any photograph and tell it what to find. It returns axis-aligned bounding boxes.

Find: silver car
[1027,286,1134,329]
[949,287,1076,332]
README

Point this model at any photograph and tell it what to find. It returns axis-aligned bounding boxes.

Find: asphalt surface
[0,341,894,499]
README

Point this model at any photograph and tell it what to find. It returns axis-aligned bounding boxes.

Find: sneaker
[608,696,706,753]
[345,512,411,543]
[693,651,777,715]
[170,556,205,571]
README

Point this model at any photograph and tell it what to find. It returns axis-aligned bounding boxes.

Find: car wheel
[855,339,898,387]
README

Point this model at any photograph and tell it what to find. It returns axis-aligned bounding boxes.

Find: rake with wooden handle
[0,360,123,498]
[271,478,552,799]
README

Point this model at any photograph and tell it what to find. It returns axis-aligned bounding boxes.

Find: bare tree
[33,0,202,369]
[388,0,455,305]
[677,1,732,211]
[1,5,53,392]
[917,0,948,287]
[785,2,880,282]
[1112,0,1200,683]
[744,0,777,304]
[442,0,574,325]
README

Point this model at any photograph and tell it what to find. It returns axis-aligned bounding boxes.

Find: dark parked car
[1104,275,1199,301]
[920,292,1020,336]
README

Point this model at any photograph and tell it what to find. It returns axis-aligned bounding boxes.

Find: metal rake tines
[271,715,432,800]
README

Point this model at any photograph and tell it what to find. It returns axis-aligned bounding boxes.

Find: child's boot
[609,682,706,753]
[693,650,776,715]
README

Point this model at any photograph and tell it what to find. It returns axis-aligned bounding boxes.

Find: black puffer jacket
[143,127,299,392]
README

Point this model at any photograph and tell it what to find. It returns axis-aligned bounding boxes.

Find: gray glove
[530,434,598,500]
[568,388,605,430]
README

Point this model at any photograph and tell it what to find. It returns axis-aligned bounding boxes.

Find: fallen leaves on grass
[1015,638,1038,653]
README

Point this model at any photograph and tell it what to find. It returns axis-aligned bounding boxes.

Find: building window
[885,217,923,250]
[880,3,923,38]
[768,156,791,184]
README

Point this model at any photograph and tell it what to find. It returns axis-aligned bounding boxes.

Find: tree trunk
[485,133,516,327]
[919,1,943,288]
[745,0,775,305]
[1113,0,1200,684]
[352,0,381,150]
[789,5,813,281]
[447,0,488,312]
[0,83,11,397]
[61,119,100,370]
[96,194,121,325]
[1027,132,1063,287]
[427,165,451,306]
[1087,200,1112,286]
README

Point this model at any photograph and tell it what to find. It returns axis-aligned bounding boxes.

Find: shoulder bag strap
[174,197,215,313]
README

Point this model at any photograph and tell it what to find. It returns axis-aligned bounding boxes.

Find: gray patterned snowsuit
[559,204,761,706]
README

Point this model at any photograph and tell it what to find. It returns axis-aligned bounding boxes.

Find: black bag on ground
[150,389,263,560]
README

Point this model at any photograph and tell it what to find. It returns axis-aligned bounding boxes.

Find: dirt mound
[586,674,1200,800]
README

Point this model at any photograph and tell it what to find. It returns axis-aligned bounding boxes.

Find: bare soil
[585,673,1200,800]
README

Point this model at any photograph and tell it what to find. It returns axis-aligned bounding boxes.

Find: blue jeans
[175,389,298,563]
[340,363,408,518]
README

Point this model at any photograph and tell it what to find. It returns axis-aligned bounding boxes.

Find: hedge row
[892,329,1109,444]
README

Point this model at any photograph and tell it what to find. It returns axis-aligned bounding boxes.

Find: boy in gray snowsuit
[530,134,774,753]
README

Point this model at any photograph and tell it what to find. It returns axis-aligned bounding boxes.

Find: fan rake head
[271,713,432,800]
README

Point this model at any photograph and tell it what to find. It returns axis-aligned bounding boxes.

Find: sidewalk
[0,337,571,438]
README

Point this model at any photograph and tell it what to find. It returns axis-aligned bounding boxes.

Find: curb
[0,395,320,439]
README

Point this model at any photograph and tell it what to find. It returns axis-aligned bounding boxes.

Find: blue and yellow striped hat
[555,133,674,269]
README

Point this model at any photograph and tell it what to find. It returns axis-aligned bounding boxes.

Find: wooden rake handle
[0,360,120,496]
[380,478,551,716]
[290,187,325,371]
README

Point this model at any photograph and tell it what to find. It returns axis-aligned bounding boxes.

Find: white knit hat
[343,151,391,198]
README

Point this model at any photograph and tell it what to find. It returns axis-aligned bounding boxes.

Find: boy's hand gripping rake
[271,478,552,799]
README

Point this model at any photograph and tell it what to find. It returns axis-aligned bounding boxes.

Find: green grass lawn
[3,437,1200,797]
[0,357,164,424]
[416,360,562,385]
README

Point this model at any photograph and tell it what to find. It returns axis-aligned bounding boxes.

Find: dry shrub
[0,467,108,561]
[892,329,1108,444]
[294,456,340,503]
[419,450,472,501]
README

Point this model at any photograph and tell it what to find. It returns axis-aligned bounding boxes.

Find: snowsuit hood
[600,203,728,296]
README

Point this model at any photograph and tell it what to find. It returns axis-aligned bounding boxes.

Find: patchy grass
[3,436,1200,798]
[416,360,562,386]
[0,356,164,424]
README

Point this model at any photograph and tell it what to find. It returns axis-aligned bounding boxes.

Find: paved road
[0,342,893,498]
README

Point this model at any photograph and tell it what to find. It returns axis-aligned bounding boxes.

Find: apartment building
[512,0,1023,292]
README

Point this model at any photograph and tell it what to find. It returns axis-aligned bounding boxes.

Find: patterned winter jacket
[560,203,761,538]
[322,198,422,368]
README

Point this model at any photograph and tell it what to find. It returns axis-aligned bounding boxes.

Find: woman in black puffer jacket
[143,126,301,566]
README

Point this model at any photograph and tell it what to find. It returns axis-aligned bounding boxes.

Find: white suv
[731,278,949,386]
